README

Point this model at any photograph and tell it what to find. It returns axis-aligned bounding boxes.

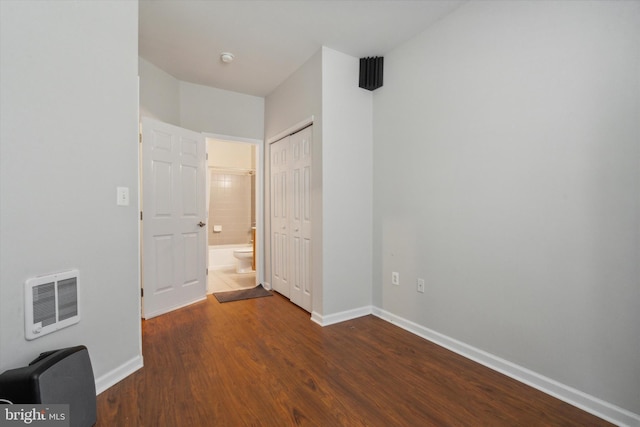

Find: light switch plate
[117,187,129,206]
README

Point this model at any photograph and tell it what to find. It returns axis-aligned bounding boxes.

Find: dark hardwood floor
[96,292,612,426]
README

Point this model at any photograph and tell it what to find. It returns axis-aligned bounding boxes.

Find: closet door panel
[289,127,312,311]
[270,137,290,297]
[270,125,312,312]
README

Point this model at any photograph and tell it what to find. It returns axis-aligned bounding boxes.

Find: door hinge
[141,288,144,297]
[139,133,142,144]
[140,211,143,220]
[206,269,208,276]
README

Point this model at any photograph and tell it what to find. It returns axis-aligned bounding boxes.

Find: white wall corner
[95,355,144,395]
[371,307,640,427]
[311,305,373,327]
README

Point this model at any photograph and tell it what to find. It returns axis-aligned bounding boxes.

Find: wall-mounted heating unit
[25,269,80,340]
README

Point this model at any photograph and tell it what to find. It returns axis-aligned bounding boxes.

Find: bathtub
[208,244,252,270]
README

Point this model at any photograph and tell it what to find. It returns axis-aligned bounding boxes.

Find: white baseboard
[95,354,143,395]
[310,305,373,326]
[310,311,323,325]
[372,307,640,427]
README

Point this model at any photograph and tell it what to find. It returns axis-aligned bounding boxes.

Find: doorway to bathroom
[205,135,263,294]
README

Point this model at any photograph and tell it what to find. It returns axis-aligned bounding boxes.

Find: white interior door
[141,117,207,319]
[270,136,290,297]
[289,127,312,311]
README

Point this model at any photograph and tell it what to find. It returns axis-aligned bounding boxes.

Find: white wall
[179,81,264,139]
[373,0,640,417]
[138,61,264,139]
[0,0,141,389]
[264,51,322,140]
[139,57,180,126]
[207,140,254,170]
[321,47,373,316]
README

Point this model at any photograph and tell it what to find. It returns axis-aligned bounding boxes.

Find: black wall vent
[359,57,384,91]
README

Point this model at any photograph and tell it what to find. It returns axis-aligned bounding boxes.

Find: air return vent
[25,270,80,340]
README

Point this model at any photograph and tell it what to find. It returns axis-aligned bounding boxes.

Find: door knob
[198,221,206,227]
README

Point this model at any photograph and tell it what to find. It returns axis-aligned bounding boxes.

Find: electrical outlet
[417,278,425,293]
[392,272,400,286]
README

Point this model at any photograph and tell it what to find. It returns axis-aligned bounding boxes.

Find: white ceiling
[139,0,465,97]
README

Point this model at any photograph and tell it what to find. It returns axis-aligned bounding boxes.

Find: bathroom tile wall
[209,172,253,245]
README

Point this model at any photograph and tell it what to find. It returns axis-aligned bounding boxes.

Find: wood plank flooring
[96,293,612,426]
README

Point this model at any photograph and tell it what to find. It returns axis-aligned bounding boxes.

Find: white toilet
[233,247,253,273]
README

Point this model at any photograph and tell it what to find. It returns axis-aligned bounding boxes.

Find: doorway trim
[266,116,314,145]
[203,132,265,286]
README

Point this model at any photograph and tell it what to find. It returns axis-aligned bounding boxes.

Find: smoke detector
[220,52,235,63]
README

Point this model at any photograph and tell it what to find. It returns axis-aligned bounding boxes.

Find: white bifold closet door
[270,126,312,312]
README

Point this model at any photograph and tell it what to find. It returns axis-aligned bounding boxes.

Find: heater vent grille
[33,282,56,327]
[25,270,80,340]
